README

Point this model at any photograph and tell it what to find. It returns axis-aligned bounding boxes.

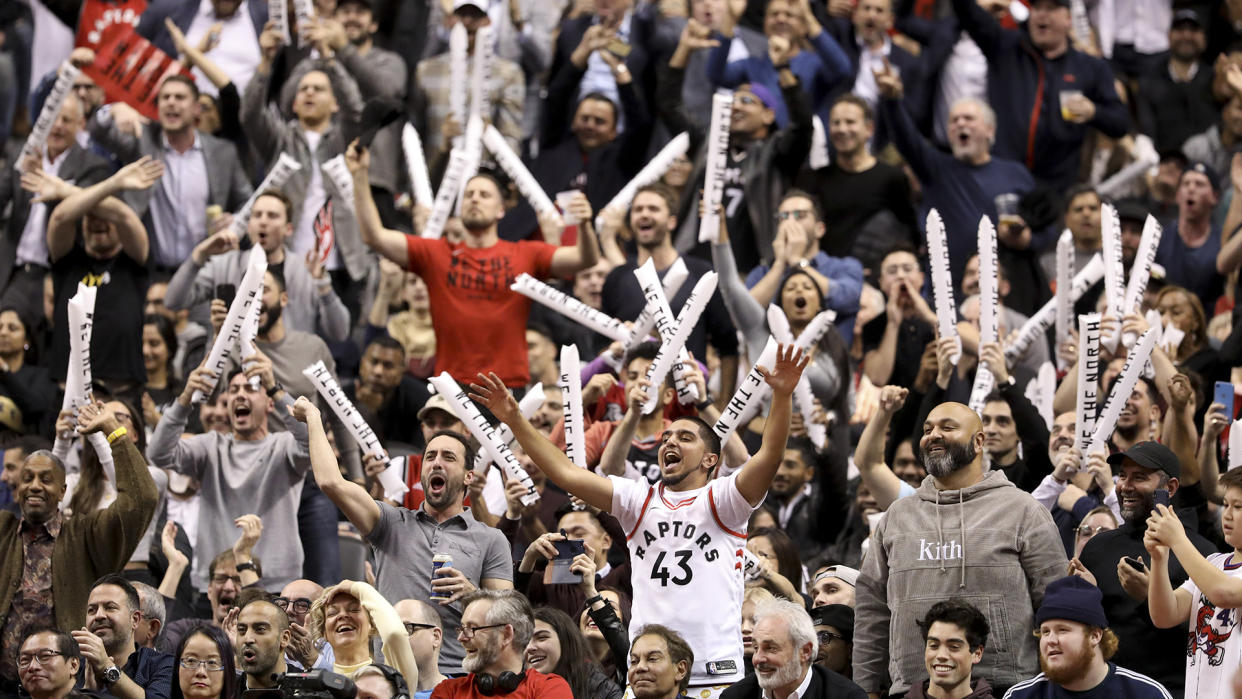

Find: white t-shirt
[610,472,755,686]
[1180,551,1242,698]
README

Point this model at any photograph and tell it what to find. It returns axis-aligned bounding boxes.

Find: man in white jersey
[471,345,808,696]
[1146,438,1242,699]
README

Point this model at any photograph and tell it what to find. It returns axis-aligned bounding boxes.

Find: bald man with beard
[854,402,1067,699]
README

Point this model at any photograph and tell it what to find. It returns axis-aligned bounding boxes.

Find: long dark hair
[68,396,147,517]
[533,607,598,698]
[143,314,179,383]
[0,305,38,366]
[172,623,237,699]
[749,526,804,593]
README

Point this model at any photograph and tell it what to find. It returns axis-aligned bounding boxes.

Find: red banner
[76,0,148,49]
[81,27,190,121]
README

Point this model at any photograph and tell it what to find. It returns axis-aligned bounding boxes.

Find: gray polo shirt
[367,502,512,675]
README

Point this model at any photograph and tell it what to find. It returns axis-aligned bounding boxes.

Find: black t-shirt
[51,245,149,384]
[600,256,739,360]
[861,311,936,390]
[722,145,760,272]
[800,161,917,267]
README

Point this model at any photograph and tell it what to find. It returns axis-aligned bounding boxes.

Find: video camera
[243,670,357,699]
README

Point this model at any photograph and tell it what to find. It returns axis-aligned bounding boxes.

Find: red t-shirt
[429,671,573,699]
[406,235,557,387]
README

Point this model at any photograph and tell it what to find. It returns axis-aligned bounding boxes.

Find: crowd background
[1,0,1242,697]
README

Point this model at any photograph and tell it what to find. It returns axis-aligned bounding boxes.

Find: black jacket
[720,665,867,699]
[1078,514,1218,696]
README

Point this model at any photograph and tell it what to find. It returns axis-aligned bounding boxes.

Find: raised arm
[47,157,162,263]
[290,397,381,536]
[597,381,649,478]
[346,142,412,265]
[470,372,615,512]
[1198,402,1230,504]
[1147,503,1238,614]
[353,580,419,689]
[855,385,909,509]
[166,18,232,89]
[549,192,600,277]
[735,345,810,505]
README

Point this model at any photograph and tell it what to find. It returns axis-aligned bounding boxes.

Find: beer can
[430,553,452,598]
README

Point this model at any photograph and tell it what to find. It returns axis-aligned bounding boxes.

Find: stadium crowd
[2,0,1242,697]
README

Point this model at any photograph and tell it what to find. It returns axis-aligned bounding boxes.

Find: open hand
[469,373,521,424]
[113,155,165,191]
[232,514,263,558]
[756,344,810,396]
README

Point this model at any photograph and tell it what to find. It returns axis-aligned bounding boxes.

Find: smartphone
[1123,556,1147,571]
[545,539,586,585]
[1153,489,1172,508]
[215,283,236,308]
[1215,381,1236,420]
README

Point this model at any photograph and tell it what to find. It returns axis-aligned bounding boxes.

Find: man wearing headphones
[430,591,571,698]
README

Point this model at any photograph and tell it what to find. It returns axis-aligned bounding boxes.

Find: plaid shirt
[413,51,525,159]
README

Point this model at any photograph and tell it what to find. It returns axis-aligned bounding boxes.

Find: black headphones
[369,663,410,699]
[472,669,527,696]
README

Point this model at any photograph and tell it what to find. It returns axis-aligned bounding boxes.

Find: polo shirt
[366,503,512,676]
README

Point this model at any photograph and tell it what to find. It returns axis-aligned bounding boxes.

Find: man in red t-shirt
[430,590,572,699]
[348,143,600,388]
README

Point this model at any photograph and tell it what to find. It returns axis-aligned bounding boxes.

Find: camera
[243,670,357,699]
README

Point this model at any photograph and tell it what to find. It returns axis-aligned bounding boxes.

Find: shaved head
[920,403,984,481]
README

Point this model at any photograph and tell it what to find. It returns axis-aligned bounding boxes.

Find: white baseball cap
[453,0,489,13]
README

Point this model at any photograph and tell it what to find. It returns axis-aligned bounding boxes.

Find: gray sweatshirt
[164,248,351,343]
[854,469,1067,695]
[146,394,311,591]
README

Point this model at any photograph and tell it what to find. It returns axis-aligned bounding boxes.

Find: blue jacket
[705,29,851,128]
[882,95,1042,285]
[951,0,1128,192]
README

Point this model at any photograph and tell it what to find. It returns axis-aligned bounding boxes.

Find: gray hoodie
[854,469,1067,696]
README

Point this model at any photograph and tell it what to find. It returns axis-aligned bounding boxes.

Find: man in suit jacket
[89,75,252,273]
[721,599,866,699]
[0,94,109,322]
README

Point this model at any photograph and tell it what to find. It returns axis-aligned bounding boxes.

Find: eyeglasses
[404,622,438,636]
[816,631,846,645]
[1076,524,1111,538]
[274,597,313,613]
[736,94,760,106]
[456,623,508,639]
[18,651,62,668]
[211,574,242,586]
[179,658,226,672]
[776,209,813,222]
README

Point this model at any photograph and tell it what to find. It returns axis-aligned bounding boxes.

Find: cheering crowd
[2,0,1242,697]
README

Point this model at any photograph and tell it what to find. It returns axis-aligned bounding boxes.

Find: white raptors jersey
[1180,552,1242,699]
[610,472,756,686]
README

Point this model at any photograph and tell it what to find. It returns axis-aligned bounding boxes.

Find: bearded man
[854,402,1067,698]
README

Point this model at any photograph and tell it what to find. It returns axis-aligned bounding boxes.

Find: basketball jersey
[610,472,755,686]
[1180,552,1242,698]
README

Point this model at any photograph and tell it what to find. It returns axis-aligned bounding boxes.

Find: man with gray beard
[855,401,1066,699]
[720,599,864,698]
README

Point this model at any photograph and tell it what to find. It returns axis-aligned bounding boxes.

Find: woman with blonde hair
[309,580,418,689]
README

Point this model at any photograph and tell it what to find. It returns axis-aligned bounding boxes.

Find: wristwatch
[236,561,257,573]
[102,665,121,685]
[266,382,284,398]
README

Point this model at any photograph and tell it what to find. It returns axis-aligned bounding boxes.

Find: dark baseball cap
[1114,197,1148,224]
[1106,441,1181,479]
[1182,161,1221,192]
[1171,9,1204,29]
[810,604,854,643]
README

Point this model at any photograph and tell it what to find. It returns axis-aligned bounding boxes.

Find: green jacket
[0,437,159,631]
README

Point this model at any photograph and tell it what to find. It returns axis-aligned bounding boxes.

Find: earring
[23,344,29,351]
